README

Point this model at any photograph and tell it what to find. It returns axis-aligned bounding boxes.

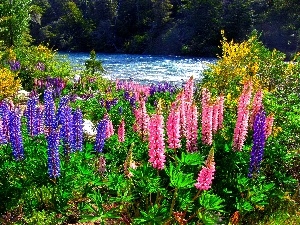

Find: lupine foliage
[0,35,299,225]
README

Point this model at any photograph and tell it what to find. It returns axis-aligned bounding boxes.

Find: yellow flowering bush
[0,67,21,100]
[201,30,287,100]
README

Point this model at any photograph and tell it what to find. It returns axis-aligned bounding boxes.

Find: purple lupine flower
[44,89,56,135]
[0,101,10,144]
[8,110,25,160]
[57,96,70,127]
[94,119,108,153]
[9,60,21,71]
[25,97,39,136]
[36,62,45,71]
[248,110,266,178]
[72,108,83,151]
[47,128,61,179]
[60,106,74,155]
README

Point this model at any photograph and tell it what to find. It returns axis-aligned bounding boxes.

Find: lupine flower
[195,149,215,190]
[186,103,198,152]
[44,89,56,134]
[57,96,70,126]
[0,101,10,144]
[250,90,263,128]
[94,119,108,153]
[72,108,83,151]
[47,128,61,179]
[248,110,266,178]
[148,114,166,170]
[118,119,125,142]
[8,110,25,160]
[25,97,39,136]
[166,102,181,149]
[233,82,252,151]
[183,76,194,102]
[218,95,225,130]
[60,106,74,155]
[36,105,44,135]
[177,91,186,137]
[124,148,137,178]
[106,117,114,138]
[134,99,149,140]
[265,114,274,138]
[0,119,6,144]
[98,155,106,174]
[201,88,213,145]
[9,60,21,71]
[212,100,219,134]
[36,62,45,71]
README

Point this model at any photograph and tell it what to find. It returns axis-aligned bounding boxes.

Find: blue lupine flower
[60,106,74,155]
[47,128,61,179]
[9,60,21,71]
[44,89,56,133]
[25,97,39,136]
[0,101,10,144]
[36,106,44,135]
[94,119,107,153]
[8,110,25,160]
[57,95,70,138]
[72,108,83,151]
[248,110,266,178]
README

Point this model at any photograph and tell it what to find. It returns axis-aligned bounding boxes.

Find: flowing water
[62,52,216,85]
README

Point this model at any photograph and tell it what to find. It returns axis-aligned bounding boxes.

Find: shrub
[0,67,21,100]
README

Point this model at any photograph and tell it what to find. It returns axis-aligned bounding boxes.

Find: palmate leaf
[178,152,204,166]
[166,163,194,189]
[199,192,225,212]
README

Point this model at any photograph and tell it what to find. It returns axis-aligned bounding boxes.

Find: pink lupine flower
[265,114,274,138]
[118,119,125,142]
[183,76,194,103]
[186,104,198,152]
[195,149,215,190]
[177,91,186,137]
[106,117,114,138]
[148,114,166,170]
[201,88,213,145]
[212,99,219,134]
[250,90,263,128]
[166,102,181,149]
[218,95,225,130]
[134,99,150,140]
[233,82,252,151]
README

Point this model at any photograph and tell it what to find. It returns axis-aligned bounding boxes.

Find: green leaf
[199,192,225,212]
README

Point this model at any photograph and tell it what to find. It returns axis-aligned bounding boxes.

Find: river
[61,52,216,85]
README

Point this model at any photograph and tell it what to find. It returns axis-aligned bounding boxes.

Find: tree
[0,0,32,48]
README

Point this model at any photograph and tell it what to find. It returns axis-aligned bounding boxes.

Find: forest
[1,0,300,56]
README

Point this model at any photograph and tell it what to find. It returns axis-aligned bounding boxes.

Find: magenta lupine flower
[212,100,219,134]
[265,114,274,138]
[148,114,166,170]
[118,119,125,142]
[248,110,266,178]
[233,82,252,151]
[166,102,181,149]
[195,149,215,190]
[94,119,107,153]
[106,117,114,138]
[8,110,25,161]
[250,90,263,128]
[72,108,83,151]
[186,104,198,152]
[0,101,10,144]
[47,128,61,179]
[201,88,213,145]
[218,95,225,130]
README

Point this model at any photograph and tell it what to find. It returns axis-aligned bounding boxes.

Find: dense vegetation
[2,0,300,56]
